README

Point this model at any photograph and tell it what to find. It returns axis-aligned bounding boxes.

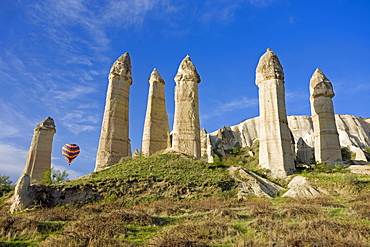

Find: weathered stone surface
[296,137,314,165]
[310,68,342,164]
[95,53,132,172]
[141,69,170,156]
[200,128,214,163]
[228,166,284,200]
[171,55,201,158]
[282,175,324,198]
[210,114,370,163]
[23,117,56,183]
[255,49,295,178]
[348,165,370,175]
[10,174,33,213]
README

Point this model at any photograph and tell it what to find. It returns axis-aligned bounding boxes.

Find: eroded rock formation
[310,68,342,164]
[209,114,370,163]
[282,175,325,198]
[95,53,132,172]
[171,55,201,158]
[200,128,214,163]
[10,174,33,213]
[141,69,170,156]
[23,117,56,183]
[228,166,284,200]
[255,49,296,178]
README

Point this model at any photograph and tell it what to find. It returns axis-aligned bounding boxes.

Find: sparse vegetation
[1,151,370,246]
[0,174,12,197]
[41,168,69,185]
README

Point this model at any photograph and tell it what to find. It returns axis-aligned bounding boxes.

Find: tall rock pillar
[255,48,295,178]
[95,53,132,172]
[23,117,56,183]
[141,69,170,156]
[172,55,201,158]
[310,68,342,164]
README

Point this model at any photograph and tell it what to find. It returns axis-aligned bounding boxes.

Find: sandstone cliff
[209,114,370,163]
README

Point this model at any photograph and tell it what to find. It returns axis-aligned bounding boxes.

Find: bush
[312,163,333,173]
[0,174,12,197]
[341,147,356,161]
[41,168,69,185]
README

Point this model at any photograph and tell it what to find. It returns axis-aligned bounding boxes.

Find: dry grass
[2,195,370,246]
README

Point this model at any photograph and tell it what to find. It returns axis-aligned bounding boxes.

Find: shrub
[41,168,69,185]
[0,174,12,197]
[312,163,333,173]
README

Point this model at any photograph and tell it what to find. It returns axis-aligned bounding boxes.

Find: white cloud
[52,85,96,101]
[63,123,96,134]
[0,121,20,139]
[247,0,276,7]
[0,101,36,133]
[61,110,100,125]
[200,2,240,24]
[202,97,258,121]
[0,143,27,184]
[66,56,93,66]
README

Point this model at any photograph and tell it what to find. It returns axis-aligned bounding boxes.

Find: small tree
[0,174,12,196]
[41,168,69,185]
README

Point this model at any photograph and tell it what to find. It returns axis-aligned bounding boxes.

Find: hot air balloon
[62,144,80,165]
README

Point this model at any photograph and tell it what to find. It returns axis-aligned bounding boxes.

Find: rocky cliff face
[209,114,370,163]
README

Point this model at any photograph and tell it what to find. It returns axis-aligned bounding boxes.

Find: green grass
[58,153,237,203]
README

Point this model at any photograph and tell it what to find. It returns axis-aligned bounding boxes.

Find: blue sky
[1,0,369,183]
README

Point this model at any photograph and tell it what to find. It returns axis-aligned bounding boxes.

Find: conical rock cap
[310,68,334,98]
[175,55,201,83]
[109,53,132,84]
[256,48,284,85]
[149,68,165,85]
[35,117,56,132]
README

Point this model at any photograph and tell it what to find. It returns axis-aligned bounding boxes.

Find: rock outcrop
[255,49,296,178]
[282,175,324,198]
[200,128,214,163]
[95,53,132,172]
[348,165,370,175]
[171,55,201,158]
[209,114,370,163]
[141,69,170,156]
[10,174,33,213]
[310,68,342,164]
[23,117,56,183]
[228,166,284,199]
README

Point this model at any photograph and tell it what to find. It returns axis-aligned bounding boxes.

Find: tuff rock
[310,68,342,164]
[171,55,201,158]
[255,49,296,178]
[23,117,56,183]
[141,69,170,156]
[95,53,132,172]
[228,166,284,200]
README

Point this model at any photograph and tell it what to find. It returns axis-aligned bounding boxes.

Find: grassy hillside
[1,152,370,246]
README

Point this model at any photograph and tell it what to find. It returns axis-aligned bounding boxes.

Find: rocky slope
[209,114,370,163]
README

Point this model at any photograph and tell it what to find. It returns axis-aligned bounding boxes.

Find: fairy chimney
[23,117,56,183]
[255,48,296,178]
[310,68,342,164]
[172,55,201,158]
[95,53,132,172]
[141,69,170,156]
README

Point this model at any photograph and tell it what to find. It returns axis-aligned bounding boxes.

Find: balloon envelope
[62,144,80,164]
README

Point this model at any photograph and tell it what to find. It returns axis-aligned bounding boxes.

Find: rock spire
[255,49,296,178]
[95,53,132,172]
[310,68,342,164]
[23,117,56,183]
[141,68,170,156]
[172,55,201,158]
